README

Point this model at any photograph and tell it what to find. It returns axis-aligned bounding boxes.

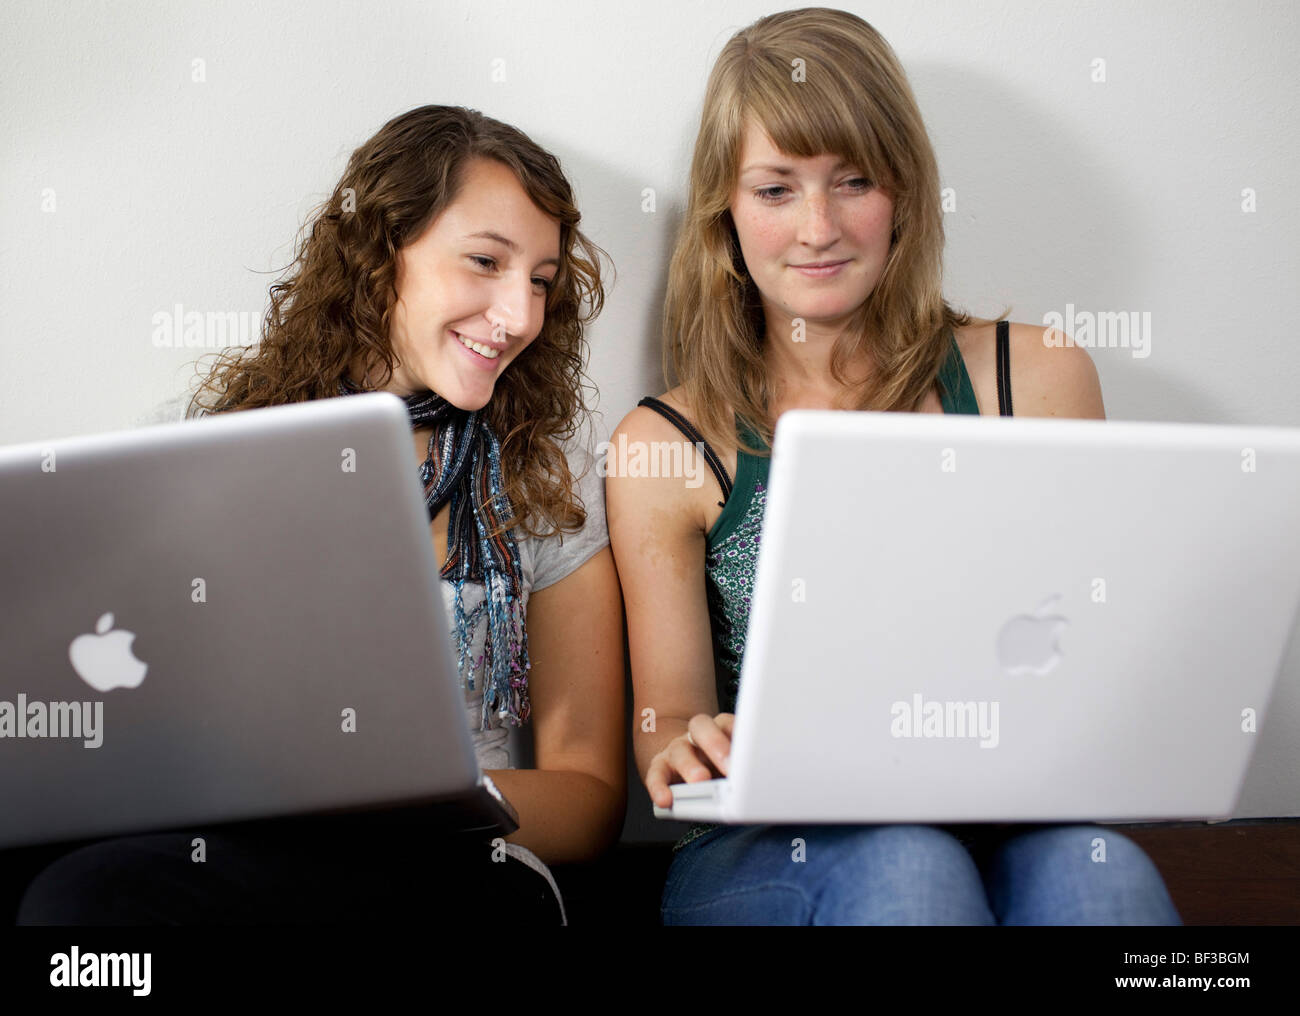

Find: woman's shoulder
[615,386,737,449]
[952,318,1105,419]
[525,442,609,594]
[615,385,690,431]
[607,388,740,537]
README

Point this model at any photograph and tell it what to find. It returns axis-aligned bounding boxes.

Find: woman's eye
[755,179,870,203]
[471,255,551,293]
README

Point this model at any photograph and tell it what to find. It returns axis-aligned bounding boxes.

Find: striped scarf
[338,375,531,729]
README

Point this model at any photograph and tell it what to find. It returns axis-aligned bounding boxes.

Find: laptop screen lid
[0,392,509,848]
[725,410,1300,824]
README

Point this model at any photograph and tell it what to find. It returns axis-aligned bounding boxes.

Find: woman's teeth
[457,333,500,359]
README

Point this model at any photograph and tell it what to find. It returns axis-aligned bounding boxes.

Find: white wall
[2,0,1297,817]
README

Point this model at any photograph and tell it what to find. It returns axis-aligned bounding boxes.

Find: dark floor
[4,819,1297,925]
[1120,819,1300,925]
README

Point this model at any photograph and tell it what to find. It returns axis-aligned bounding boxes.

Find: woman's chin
[787,301,870,329]
[442,379,495,413]
[436,348,505,411]
[411,361,497,412]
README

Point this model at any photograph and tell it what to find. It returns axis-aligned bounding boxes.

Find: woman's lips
[452,330,502,370]
[790,259,849,278]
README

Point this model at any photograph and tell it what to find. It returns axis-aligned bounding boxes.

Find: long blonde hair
[664,7,1006,453]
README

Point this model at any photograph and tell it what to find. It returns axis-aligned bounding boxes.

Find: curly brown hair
[185,104,609,538]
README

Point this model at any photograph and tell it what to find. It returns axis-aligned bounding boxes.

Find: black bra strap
[636,396,734,504]
[995,320,1014,417]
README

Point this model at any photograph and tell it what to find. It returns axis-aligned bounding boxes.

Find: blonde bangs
[664,7,1004,458]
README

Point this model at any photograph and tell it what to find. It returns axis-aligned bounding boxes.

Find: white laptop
[655,409,1300,824]
[0,392,517,850]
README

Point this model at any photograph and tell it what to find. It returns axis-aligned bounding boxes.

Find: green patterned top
[672,328,982,853]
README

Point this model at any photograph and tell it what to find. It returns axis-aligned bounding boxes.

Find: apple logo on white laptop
[69,612,148,691]
[997,594,1068,676]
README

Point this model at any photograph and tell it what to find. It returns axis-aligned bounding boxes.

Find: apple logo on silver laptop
[69,612,148,691]
[997,594,1068,675]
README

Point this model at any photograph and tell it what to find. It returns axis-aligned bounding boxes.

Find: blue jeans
[662,823,1182,925]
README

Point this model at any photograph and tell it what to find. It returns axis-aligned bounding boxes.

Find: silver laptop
[0,392,517,850]
[655,409,1300,825]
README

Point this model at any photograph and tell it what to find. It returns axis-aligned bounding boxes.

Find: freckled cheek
[736,212,789,262]
[847,201,894,249]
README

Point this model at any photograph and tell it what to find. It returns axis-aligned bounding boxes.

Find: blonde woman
[18,105,624,926]
[608,9,1179,925]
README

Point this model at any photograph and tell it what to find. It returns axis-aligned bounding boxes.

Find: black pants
[12,814,563,926]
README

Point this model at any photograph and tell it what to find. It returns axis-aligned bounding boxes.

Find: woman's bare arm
[606,405,734,809]
[486,546,625,865]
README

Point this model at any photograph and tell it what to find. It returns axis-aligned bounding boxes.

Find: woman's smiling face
[369,156,561,410]
[729,117,895,338]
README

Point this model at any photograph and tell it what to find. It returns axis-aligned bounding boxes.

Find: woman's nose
[486,276,540,343]
[797,193,840,248]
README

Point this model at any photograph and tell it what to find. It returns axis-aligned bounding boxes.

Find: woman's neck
[761,318,876,413]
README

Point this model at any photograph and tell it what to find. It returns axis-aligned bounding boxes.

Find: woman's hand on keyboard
[645,712,734,809]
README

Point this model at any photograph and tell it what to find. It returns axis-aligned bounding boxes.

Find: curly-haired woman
[17,105,624,926]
